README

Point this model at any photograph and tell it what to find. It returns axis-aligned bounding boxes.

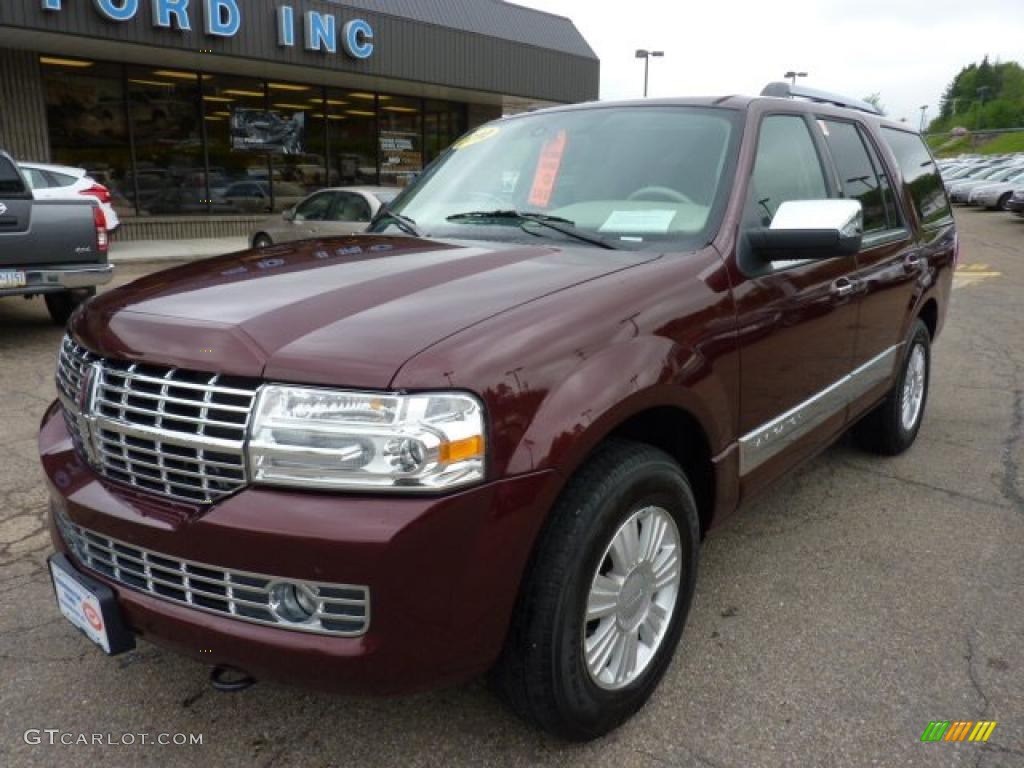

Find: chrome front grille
[54,506,370,636]
[57,336,259,504]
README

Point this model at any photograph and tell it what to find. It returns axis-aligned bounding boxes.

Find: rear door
[815,118,918,412]
[732,113,860,496]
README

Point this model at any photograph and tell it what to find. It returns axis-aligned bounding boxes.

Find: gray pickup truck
[0,150,113,324]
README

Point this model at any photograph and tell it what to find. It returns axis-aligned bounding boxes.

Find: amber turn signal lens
[439,435,484,464]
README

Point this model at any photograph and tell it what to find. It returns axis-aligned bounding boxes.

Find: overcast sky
[516,0,1022,126]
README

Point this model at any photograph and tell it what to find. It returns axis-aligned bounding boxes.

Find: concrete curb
[109,237,249,264]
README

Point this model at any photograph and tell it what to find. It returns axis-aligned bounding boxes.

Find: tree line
[927,57,1024,133]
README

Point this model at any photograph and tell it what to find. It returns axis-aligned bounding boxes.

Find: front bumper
[40,400,557,694]
[0,263,113,298]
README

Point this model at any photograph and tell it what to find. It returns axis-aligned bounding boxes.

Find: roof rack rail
[760,82,882,116]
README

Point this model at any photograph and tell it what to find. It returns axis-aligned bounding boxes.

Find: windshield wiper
[446,210,620,250]
[372,203,421,237]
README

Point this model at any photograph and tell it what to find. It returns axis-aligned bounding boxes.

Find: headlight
[249,386,486,492]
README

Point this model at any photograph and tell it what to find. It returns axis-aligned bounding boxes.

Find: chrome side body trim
[739,344,901,475]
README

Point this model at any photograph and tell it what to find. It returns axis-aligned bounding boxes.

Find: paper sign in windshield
[453,126,500,150]
[528,130,568,208]
[599,210,676,234]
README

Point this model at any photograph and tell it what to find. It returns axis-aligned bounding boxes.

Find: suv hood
[73,236,658,389]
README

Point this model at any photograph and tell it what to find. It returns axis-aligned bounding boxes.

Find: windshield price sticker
[528,130,568,209]
[599,210,677,234]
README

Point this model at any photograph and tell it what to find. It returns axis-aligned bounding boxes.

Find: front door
[731,113,860,497]
[285,191,338,242]
[316,191,373,237]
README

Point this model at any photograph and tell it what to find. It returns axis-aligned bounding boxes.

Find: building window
[126,66,204,216]
[202,75,270,214]
[42,57,471,216]
[41,60,132,218]
[266,80,328,202]
[326,89,379,187]
[379,95,423,188]
[424,100,466,164]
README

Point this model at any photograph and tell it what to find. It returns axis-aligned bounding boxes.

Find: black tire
[492,440,700,741]
[252,233,273,249]
[44,288,95,327]
[853,319,931,456]
[997,192,1012,212]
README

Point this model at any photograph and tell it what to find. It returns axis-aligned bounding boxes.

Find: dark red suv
[41,83,955,740]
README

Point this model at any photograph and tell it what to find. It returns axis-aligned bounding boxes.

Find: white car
[19,162,120,231]
[249,186,401,248]
[969,169,1024,210]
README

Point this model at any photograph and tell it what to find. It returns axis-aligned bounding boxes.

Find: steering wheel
[628,186,694,204]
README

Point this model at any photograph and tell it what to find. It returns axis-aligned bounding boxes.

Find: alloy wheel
[901,344,927,431]
[583,505,682,690]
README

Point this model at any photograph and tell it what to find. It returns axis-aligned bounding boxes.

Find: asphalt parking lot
[1,211,1022,768]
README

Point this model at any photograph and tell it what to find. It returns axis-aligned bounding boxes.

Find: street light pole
[784,70,808,86]
[919,104,929,132]
[636,49,665,98]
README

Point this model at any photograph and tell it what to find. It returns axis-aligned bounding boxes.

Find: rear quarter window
[0,156,29,198]
[880,128,952,230]
[47,170,79,187]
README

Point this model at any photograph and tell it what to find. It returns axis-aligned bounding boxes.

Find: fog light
[269,582,320,624]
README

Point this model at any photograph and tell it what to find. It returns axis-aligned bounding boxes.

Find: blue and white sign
[40,0,375,60]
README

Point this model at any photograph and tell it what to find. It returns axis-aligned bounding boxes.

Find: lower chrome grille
[54,506,370,637]
[56,336,259,504]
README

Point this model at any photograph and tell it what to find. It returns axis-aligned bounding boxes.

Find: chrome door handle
[832,277,857,297]
[904,253,923,272]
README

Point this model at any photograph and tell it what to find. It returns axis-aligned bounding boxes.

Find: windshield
[376,106,742,250]
[990,167,1021,181]
[975,167,1007,179]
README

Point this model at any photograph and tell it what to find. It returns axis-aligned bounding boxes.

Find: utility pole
[784,70,808,86]
[976,86,992,129]
[636,49,665,98]
[919,105,928,132]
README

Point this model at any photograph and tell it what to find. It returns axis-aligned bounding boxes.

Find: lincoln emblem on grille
[75,361,103,466]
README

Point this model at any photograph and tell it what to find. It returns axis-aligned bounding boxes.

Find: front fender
[506,334,732,478]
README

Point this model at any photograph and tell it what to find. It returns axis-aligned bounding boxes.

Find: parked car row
[937,152,1024,214]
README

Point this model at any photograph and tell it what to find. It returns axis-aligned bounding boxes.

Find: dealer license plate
[0,270,26,289]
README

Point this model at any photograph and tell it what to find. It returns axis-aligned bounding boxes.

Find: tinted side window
[857,127,901,230]
[819,120,894,233]
[23,168,50,190]
[48,170,78,187]
[881,128,952,229]
[0,157,29,197]
[295,192,334,221]
[746,115,828,226]
[333,193,371,222]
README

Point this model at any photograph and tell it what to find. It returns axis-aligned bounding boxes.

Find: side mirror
[748,199,863,261]
[283,207,296,221]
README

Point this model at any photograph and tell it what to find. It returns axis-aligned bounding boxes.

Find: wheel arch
[503,336,732,539]
[918,297,939,340]
[602,406,717,536]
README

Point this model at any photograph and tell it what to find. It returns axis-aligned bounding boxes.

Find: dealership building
[0,0,598,239]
